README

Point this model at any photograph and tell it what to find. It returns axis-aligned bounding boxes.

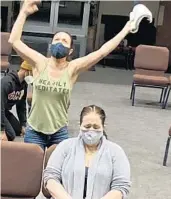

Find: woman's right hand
[0,131,8,141]
[21,0,41,16]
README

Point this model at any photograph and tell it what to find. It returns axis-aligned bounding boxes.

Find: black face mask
[50,43,70,59]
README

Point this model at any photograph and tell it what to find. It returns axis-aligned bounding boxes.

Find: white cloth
[129,4,153,33]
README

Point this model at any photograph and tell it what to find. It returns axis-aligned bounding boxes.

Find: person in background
[0,61,33,141]
[43,105,131,199]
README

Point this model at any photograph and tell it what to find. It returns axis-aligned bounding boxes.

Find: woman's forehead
[82,113,102,124]
[53,32,71,41]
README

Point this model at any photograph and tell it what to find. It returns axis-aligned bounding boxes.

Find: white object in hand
[24,76,34,84]
[129,4,153,33]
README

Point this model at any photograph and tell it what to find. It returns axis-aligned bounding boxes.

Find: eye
[63,39,68,44]
[83,124,101,130]
[84,124,91,129]
[93,124,101,129]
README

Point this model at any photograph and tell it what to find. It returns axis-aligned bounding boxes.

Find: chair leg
[132,84,136,106]
[159,88,164,103]
[163,87,170,109]
[161,87,168,108]
[125,54,129,70]
[130,83,134,100]
[103,59,106,68]
[163,136,171,166]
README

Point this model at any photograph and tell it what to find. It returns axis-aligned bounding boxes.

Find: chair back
[42,144,57,198]
[1,142,44,199]
[134,45,169,74]
[1,32,12,55]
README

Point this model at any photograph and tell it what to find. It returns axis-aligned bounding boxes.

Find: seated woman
[43,105,131,199]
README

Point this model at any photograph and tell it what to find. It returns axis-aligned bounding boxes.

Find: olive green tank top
[27,66,72,134]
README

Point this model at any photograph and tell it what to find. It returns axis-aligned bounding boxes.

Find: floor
[12,65,171,199]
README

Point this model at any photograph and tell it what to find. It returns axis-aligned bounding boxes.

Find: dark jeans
[4,110,21,141]
[24,125,69,150]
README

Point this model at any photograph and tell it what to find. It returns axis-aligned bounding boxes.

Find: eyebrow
[84,124,101,127]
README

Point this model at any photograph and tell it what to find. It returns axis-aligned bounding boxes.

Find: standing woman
[9,0,138,150]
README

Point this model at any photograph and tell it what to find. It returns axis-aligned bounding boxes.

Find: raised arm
[8,0,46,67]
[71,21,133,75]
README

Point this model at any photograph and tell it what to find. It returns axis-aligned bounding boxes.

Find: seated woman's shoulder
[106,140,126,154]
[58,137,78,147]
[60,137,77,144]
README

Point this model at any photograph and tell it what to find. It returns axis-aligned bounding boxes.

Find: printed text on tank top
[34,66,71,95]
[27,62,72,133]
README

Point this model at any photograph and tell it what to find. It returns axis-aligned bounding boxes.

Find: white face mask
[80,129,103,146]
[24,75,34,84]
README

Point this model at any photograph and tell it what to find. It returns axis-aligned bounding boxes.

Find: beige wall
[95,1,160,49]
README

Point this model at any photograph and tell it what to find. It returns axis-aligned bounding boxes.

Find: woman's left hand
[123,21,136,34]
[20,126,26,137]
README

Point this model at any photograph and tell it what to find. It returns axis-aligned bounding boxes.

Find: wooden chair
[130,45,169,108]
[1,141,44,199]
[42,144,57,198]
[1,32,12,74]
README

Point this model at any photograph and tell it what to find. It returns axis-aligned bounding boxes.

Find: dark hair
[80,105,108,139]
[53,31,74,48]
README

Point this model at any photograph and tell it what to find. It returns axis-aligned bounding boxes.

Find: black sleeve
[1,80,10,131]
[16,84,27,127]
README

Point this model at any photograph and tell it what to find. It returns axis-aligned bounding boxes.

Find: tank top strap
[37,60,49,79]
[61,65,73,89]
[62,65,70,77]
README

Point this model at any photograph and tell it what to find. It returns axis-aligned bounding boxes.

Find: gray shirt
[43,136,131,199]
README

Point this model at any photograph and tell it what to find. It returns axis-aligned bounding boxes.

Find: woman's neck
[85,145,98,154]
[50,56,68,69]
